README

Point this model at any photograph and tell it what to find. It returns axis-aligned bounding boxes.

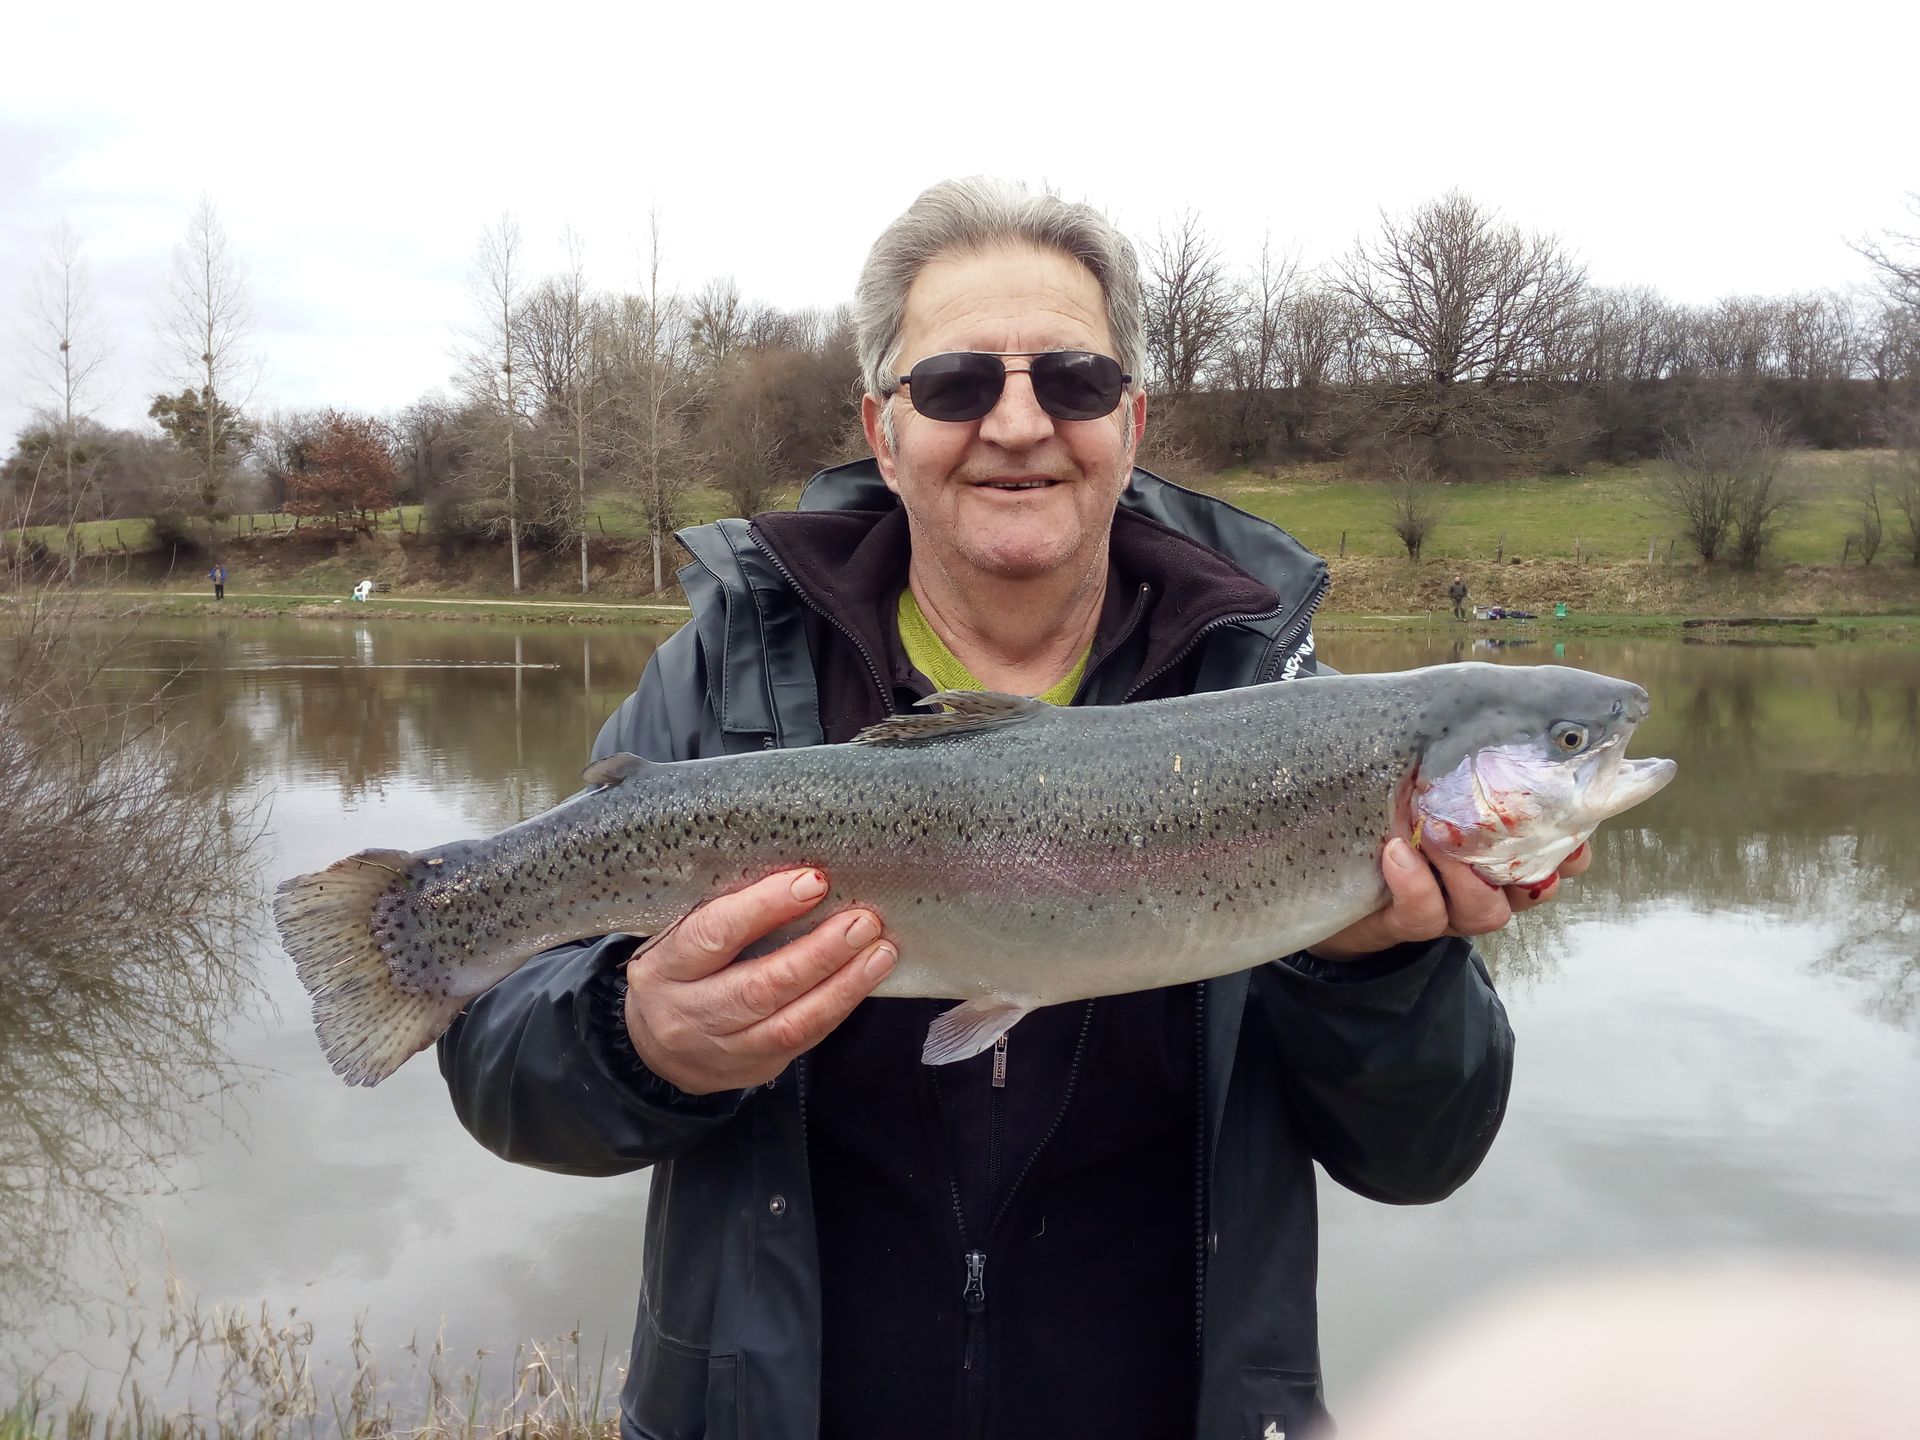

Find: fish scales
[276,662,1675,1084]
[381,678,1421,1009]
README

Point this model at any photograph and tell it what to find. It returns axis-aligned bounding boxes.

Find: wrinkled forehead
[899,242,1113,361]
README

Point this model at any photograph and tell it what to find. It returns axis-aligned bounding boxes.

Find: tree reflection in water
[0,599,263,1337]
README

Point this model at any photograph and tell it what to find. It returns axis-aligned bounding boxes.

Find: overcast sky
[4,0,1916,445]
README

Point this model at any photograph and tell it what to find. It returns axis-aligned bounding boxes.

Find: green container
[1553,602,1568,619]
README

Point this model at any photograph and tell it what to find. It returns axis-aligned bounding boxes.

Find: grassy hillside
[1201,451,1886,566]
[11,453,1918,623]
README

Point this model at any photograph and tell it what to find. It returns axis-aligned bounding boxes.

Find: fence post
[1647,534,1656,564]
[1574,537,1581,564]
[1666,538,1676,563]
[1338,529,1346,558]
[1841,537,1853,565]
[1496,533,1504,563]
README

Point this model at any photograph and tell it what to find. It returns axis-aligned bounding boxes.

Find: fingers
[646,868,832,982]
[1305,839,1445,959]
[625,868,898,1094]
[705,909,891,1034]
[1559,840,1594,879]
[1426,849,1514,936]
[1379,838,1450,939]
[730,931,896,1059]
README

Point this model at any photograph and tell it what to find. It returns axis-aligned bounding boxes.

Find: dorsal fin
[581,752,656,788]
[851,690,1053,746]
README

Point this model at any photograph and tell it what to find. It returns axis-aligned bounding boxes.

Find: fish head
[1411,664,1676,887]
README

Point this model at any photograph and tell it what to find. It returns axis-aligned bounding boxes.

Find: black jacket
[438,461,1515,1440]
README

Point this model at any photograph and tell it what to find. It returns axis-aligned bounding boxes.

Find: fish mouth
[1587,754,1677,820]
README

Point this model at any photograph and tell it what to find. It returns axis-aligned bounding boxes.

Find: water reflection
[0,609,263,1338]
[5,617,1916,1408]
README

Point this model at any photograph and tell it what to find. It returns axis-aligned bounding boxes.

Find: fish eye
[1550,722,1590,753]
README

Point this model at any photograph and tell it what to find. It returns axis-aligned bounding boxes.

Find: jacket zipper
[1070,582,1152,702]
[1192,982,1209,1365]
[932,999,1096,1439]
[747,524,893,720]
[1124,569,1330,702]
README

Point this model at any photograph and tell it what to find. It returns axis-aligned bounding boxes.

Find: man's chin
[956,539,1086,582]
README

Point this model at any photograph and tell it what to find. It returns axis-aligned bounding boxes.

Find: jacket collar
[755,459,1325,698]
[796,457,1327,617]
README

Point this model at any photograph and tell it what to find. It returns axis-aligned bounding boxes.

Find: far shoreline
[48,587,1920,646]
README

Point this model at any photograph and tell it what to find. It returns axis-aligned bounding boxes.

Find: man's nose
[977,367,1054,449]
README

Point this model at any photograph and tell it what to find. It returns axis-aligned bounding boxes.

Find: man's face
[862,243,1147,586]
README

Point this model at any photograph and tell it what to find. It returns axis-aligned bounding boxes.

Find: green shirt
[895,588,1089,706]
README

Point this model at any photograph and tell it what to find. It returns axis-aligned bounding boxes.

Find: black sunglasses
[897,350,1131,423]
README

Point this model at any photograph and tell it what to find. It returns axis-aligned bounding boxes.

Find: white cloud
[5,0,1916,442]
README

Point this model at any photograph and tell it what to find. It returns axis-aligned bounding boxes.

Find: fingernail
[845,913,879,949]
[1569,843,1587,862]
[864,943,896,980]
[1386,839,1419,872]
[791,869,828,901]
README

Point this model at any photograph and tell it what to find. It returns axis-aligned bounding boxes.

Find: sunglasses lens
[905,353,1003,422]
[1031,351,1125,420]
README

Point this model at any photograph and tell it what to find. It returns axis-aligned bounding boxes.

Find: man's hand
[1305,838,1593,961]
[624,868,896,1094]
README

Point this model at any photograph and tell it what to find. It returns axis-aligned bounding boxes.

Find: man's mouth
[973,477,1060,492]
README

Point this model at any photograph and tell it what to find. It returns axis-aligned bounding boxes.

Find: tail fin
[273,850,464,1087]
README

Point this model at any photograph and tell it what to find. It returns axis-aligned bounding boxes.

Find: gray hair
[854,178,1147,420]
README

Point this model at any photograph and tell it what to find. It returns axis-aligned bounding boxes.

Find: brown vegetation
[0,592,262,1334]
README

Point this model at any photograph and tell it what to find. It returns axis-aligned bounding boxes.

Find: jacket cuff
[578,942,748,1119]
[1273,936,1468,1000]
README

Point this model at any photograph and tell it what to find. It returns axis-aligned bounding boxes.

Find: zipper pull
[962,1249,986,1371]
[991,1034,1009,1089]
[962,1250,987,1313]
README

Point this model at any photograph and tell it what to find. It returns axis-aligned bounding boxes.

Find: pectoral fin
[921,997,1032,1065]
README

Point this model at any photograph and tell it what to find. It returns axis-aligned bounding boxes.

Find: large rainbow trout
[276,662,1674,1086]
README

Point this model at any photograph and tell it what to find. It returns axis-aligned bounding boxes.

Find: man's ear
[861,393,903,494]
[1126,388,1148,458]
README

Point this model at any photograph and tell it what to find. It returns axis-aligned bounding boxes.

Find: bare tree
[0,596,261,1329]
[155,198,257,545]
[1853,194,1920,315]
[1382,447,1446,560]
[689,277,749,367]
[1333,191,1587,464]
[1336,192,1588,386]
[1879,412,1920,566]
[1143,211,1236,396]
[460,216,528,591]
[1659,413,1793,567]
[520,231,610,592]
[608,214,703,592]
[1852,466,1885,565]
[1213,237,1300,460]
[20,224,111,578]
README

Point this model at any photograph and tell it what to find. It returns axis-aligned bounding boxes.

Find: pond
[5,617,1917,1413]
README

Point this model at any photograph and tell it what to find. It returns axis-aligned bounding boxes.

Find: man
[209,562,226,600]
[440,179,1585,1440]
[1449,574,1468,620]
